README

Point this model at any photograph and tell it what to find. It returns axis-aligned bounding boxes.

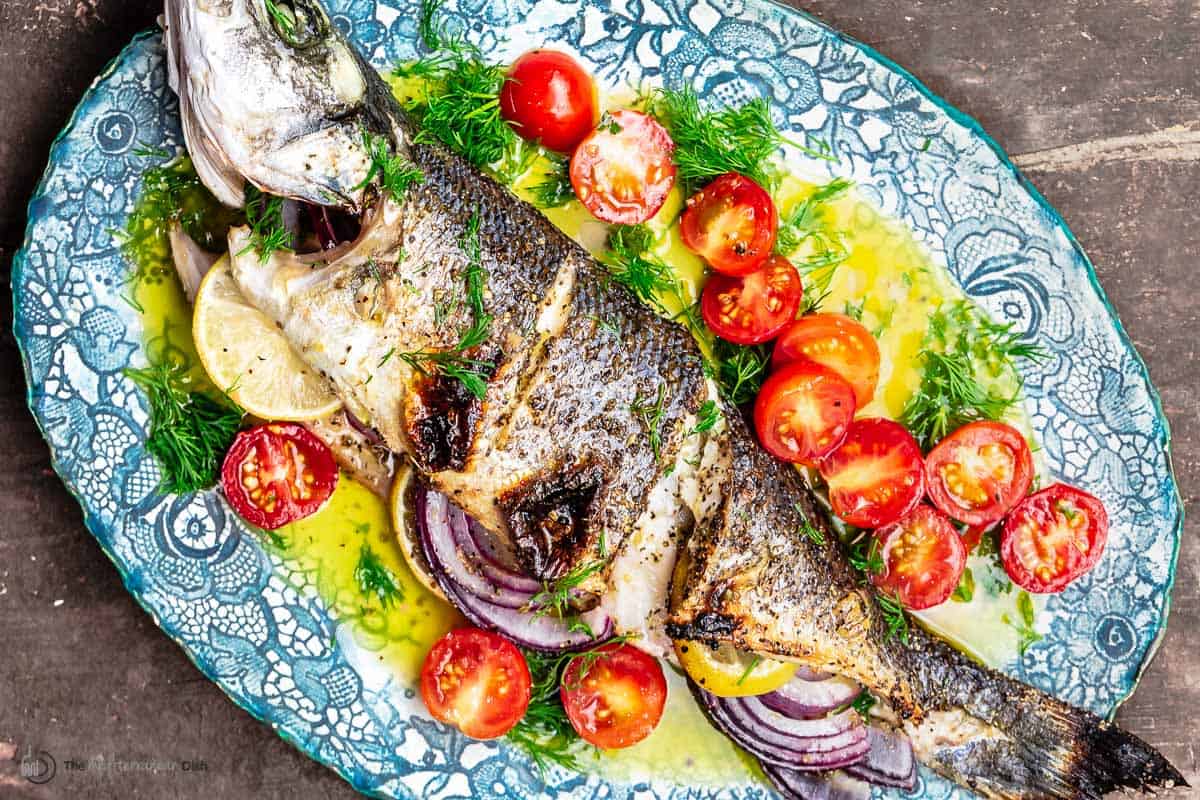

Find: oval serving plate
[13,1,1183,798]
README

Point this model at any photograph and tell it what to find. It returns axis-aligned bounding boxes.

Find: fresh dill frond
[851,690,876,719]
[356,129,424,201]
[951,567,976,603]
[847,535,884,576]
[461,210,488,318]
[239,185,293,263]
[843,298,865,321]
[630,384,668,462]
[876,593,909,644]
[643,87,787,191]
[124,347,243,495]
[688,399,721,437]
[397,347,494,399]
[775,178,851,256]
[529,155,575,209]
[1003,591,1042,655]
[601,225,675,310]
[355,542,404,608]
[797,514,826,547]
[708,339,770,406]
[529,560,604,623]
[735,655,763,686]
[587,314,620,337]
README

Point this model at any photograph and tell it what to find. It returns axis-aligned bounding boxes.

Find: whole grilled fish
[164,2,1185,798]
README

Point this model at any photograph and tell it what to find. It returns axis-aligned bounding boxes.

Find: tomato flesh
[561,642,667,749]
[771,313,880,409]
[220,422,338,529]
[925,421,1034,526]
[500,50,598,153]
[680,173,778,275]
[420,627,532,740]
[569,110,676,224]
[754,360,855,465]
[873,505,967,610]
[819,418,925,528]
[1001,483,1108,593]
[701,255,802,345]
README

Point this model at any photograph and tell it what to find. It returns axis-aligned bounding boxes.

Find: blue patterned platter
[13,1,1183,798]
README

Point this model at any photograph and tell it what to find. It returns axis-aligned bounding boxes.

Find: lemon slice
[193,257,341,421]
[675,640,798,696]
[389,464,446,601]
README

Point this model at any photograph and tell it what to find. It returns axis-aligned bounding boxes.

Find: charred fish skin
[668,415,1185,799]
[168,1,1184,796]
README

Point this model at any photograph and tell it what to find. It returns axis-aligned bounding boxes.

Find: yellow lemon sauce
[123,81,1045,789]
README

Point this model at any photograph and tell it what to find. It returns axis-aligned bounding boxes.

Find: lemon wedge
[389,464,446,601]
[192,257,341,421]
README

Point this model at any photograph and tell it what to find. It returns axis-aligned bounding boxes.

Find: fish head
[165,0,402,211]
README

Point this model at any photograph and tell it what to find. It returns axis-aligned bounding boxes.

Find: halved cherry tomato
[1000,483,1108,594]
[753,360,855,465]
[873,505,967,610]
[500,50,598,153]
[819,418,925,528]
[701,255,803,345]
[569,109,676,224]
[771,313,880,409]
[220,422,338,529]
[420,627,532,740]
[925,421,1034,526]
[561,642,667,749]
[680,173,778,275]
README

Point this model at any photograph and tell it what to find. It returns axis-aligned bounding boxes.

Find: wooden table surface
[1,1,1196,797]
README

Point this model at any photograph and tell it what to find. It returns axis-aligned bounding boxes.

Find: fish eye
[262,0,329,50]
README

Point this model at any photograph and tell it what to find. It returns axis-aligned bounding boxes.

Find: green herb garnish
[851,690,876,719]
[689,399,721,437]
[355,542,404,608]
[529,560,605,627]
[239,185,293,263]
[775,178,851,256]
[529,156,575,208]
[848,535,884,576]
[631,385,668,463]
[736,655,763,686]
[877,592,909,644]
[124,337,243,495]
[708,339,770,406]
[952,567,975,603]
[355,129,424,202]
[1003,591,1043,655]
[797,514,826,547]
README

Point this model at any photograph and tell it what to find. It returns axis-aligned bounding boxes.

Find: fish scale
[167,1,1185,797]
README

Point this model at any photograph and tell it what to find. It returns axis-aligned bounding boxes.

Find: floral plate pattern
[12,1,1183,798]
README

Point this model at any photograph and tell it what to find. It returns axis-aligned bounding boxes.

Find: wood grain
[1,1,1196,796]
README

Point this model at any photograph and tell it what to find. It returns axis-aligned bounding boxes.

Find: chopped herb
[378,348,395,367]
[843,298,865,321]
[529,560,604,626]
[630,384,668,462]
[851,690,876,719]
[848,535,884,576]
[261,528,288,550]
[529,155,575,208]
[689,399,721,437]
[797,514,826,547]
[708,340,770,406]
[355,128,424,202]
[775,178,851,256]
[354,542,404,608]
[461,211,488,319]
[1003,590,1042,654]
[952,568,975,603]
[876,592,909,644]
[263,0,329,48]
[587,314,620,336]
[239,185,293,263]
[736,655,763,686]
[644,87,824,192]
[1056,500,1080,523]
[124,337,243,495]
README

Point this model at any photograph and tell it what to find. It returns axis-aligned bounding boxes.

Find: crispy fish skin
[667,413,1184,799]
[170,2,1185,796]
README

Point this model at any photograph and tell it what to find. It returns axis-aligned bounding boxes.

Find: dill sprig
[124,343,243,495]
[851,690,876,719]
[1003,590,1043,655]
[529,155,575,209]
[775,178,851,255]
[643,87,793,192]
[239,185,293,263]
[688,399,721,437]
[355,542,404,608]
[630,384,668,462]
[900,301,1045,449]
[355,129,424,201]
[876,592,909,644]
[951,567,976,603]
[847,535,884,576]
[797,516,826,547]
[529,560,605,626]
[707,339,770,406]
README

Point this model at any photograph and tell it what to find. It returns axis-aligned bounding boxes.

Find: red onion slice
[761,674,863,719]
[794,666,835,682]
[843,727,917,790]
[453,516,542,595]
[697,689,869,770]
[421,489,532,609]
[762,765,872,800]
[416,484,614,652]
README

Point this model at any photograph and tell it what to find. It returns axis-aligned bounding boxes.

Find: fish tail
[901,631,1186,799]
